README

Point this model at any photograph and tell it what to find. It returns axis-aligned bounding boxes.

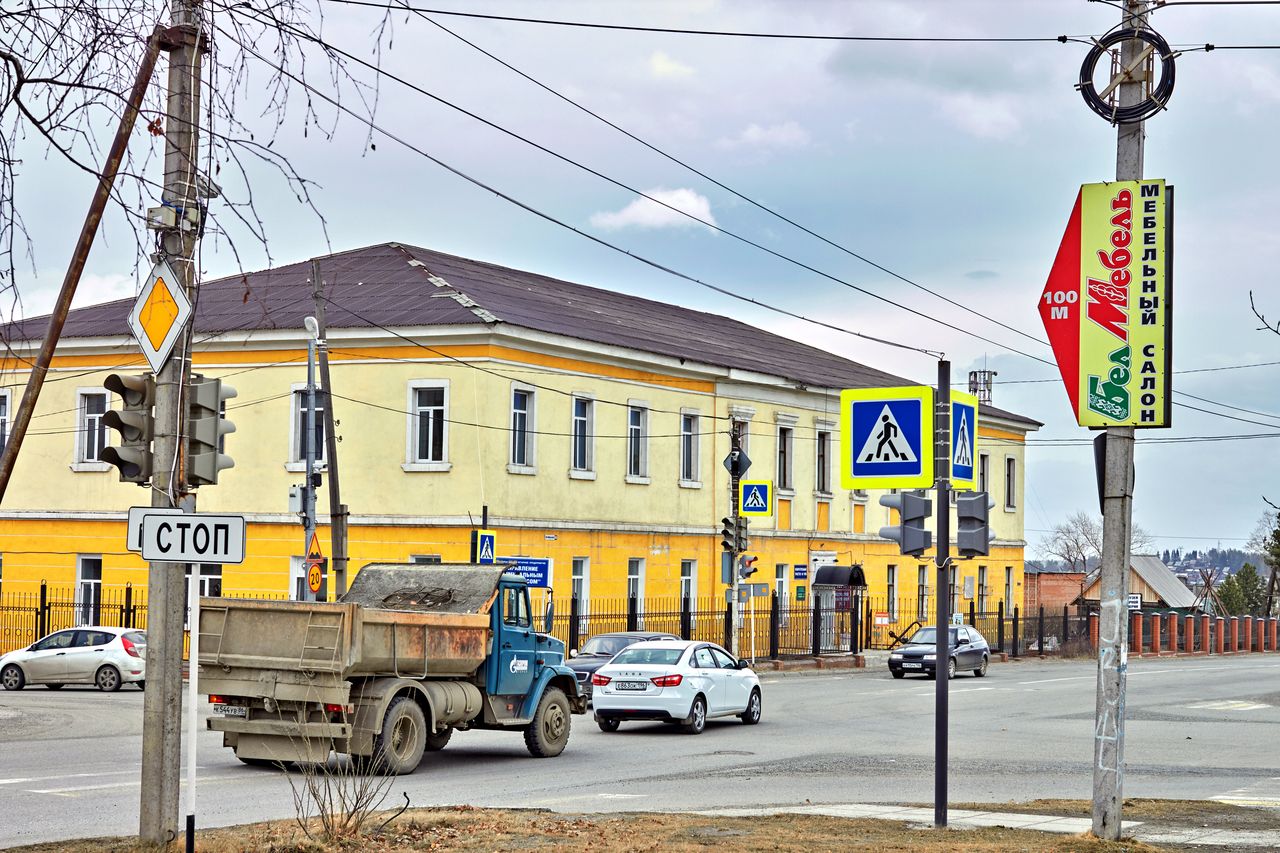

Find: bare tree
[1039,510,1154,571]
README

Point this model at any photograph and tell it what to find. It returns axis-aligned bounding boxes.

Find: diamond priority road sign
[839,386,934,490]
[1039,180,1172,428]
[127,259,193,374]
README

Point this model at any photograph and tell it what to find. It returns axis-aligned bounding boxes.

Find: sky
[9,0,1280,557]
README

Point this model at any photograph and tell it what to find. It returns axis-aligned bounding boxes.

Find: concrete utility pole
[933,359,952,828]
[1093,0,1146,839]
[311,260,349,596]
[302,316,320,601]
[728,425,743,656]
[140,1,204,844]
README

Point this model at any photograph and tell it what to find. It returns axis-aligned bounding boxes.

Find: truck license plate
[615,681,648,691]
[212,704,248,717]
[903,663,922,669]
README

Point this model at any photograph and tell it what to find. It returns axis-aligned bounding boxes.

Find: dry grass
[948,798,1280,833]
[7,807,1168,852]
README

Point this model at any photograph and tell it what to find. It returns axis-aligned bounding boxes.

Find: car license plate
[212,704,248,717]
[614,681,648,691]
[903,663,922,669]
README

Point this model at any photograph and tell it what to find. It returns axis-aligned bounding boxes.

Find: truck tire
[524,687,570,758]
[370,696,427,775]
[425,727,452,751]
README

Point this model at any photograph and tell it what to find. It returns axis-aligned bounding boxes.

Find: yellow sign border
[738,480,774,517]
[949,390,979,492]
[839,386,935,490]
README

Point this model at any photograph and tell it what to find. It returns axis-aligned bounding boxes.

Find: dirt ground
[6,806,1171,853]
[947,799,1280,833]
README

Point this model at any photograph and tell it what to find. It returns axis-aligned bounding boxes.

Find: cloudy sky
[11,0,1280,556]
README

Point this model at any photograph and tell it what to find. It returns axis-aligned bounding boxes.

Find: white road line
[1018,676,1093,685]
[0,770,135,785]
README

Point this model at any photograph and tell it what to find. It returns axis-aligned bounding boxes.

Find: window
[292,388,327,465]
[978,453,990,494]
[571,397,593,472]
[815,430,831,494]
[0,391,8,452]
[949,566,958,615]
[503,587,530,628]
[33,631,77,652]
[0,554,4,596]
[917,565,929,620]
[78,392,108,464]
[731,420,749,456]
[886,565,897,619]
[709,646,737,669]
[410,383,447,464]
[184,565,223,628]
[978,565,987,613]
[1005,566,1014,612]
[627,558,645,628]
[572,557,590,631]
[694,646,715,668]
[1004,456,1017,509]
[510,388,534,468]
[776,426,794,491]
[775,563,790,624]
[77,556,102,625]
[680,412,700,483]
[627,405,648,478]
[411,554,442,565]
[680,559,697,602]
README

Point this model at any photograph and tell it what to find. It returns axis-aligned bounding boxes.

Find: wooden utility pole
[140,2,204,843]
[1092,0,1145,840]
[312,259,349,596]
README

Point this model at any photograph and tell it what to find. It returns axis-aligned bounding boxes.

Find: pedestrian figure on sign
[868,414,906,461]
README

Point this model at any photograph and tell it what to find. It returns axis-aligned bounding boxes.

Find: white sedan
[591,639,762,734]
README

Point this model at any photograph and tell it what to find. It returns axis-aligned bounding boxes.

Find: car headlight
[923,654,936,661]
[889,653,902,660]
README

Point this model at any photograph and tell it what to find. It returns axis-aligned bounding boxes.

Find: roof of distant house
[4,242,1041,427]
[1082,554,1197,609]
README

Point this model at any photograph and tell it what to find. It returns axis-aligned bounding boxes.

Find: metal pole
[303,328,318,601]
[311,260,348,596]
[1094,1,1144,839]
[729,425,742,656]
[0,28,164,504]
[934,358,951,828]
[185,569,200,853]
[141,5,203,842]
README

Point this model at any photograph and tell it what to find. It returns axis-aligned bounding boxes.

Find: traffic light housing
[186,374,236,487]
[100,373,155,484]
[737,555,758,580]
[720,517,736,552]
[879,489,933,557]
[735,516,750,552]
[956,491,996,558]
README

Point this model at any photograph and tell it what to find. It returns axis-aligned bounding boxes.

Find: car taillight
[651,674,683,687]
[323,703,351,714]
[208,695,226,704]
[121,635,141,658]
[591,673,611,686]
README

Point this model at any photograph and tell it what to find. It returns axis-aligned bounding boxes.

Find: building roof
[1024,563,1087,575]
[1082,555,1197,609]
[5,243,1041,427]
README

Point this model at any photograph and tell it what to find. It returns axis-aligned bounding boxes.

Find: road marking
[1,770,135,785]
[1019,676,1093,685]
[597,793,647,799]
[1186,700,1271,711]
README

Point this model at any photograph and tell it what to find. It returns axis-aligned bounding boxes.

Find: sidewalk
[696,803,1280,847]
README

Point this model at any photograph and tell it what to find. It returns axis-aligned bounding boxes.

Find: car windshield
[579,636,634,656]
[611,647,684,666]
[907,628,960,645]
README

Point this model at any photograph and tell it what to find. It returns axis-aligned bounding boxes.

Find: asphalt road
[1,655,1278,848]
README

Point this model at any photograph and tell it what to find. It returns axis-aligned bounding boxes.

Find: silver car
[0,627,147,691]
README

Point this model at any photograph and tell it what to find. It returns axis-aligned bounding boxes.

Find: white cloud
[648,51,695,80]
[590,188,717,231]
[717,120,811,149]
[16,272,136,319]
[937,92,1021,140]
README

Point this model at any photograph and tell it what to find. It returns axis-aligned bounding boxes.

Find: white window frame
[184,565,223,629]
[572,557,590,632]
[286,382,328,473]
[403,379,451,472]
[1004,455,1017,510]
[411,554,442,564]
[0,389,9,453]
[917,564,930,620]
[72,388,110,471]
[569,394,595,479]
[679,408,701,488]
[680,559,697,602]
[77,555,103,625]
[1005,566,1014,612]
[814,425,833,496]
[978,565,988,613]
[508,385,536,474]
[627,557,646,628]
[886,564,897,620]
[776,419,796,494]
[978,452,990,494]
[625,401,649,483]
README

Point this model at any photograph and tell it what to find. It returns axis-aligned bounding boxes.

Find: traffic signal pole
[1093,1,1145,839]
[933,359,951,828]
[728,425,742,656]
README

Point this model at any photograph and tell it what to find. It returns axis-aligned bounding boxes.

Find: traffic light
[735,516,750,552]
[186,374,236,487]
[878,489,933,557]
[720,517,736,552]
[956,491,996,558]
[100,373,155,484]
[737,555,758,580]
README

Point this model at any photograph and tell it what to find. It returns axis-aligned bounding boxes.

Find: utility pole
[311,260,349,596]
[302,316,320,601]
[933,359,951,828]
[728,424,744,656]
[1093,0,1145,840]
[140,2,203,844]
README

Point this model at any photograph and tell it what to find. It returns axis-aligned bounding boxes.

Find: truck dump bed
[198,564,501,680]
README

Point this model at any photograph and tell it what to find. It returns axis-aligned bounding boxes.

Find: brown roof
[5,242,1041,428]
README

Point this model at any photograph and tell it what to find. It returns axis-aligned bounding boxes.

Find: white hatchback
[591,639,762,734]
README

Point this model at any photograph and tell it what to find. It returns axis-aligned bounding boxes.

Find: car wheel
[946,658,956,680]
[236,754,289,770]
[740,689,762,725]
[891,670,905,679]
[1,664,25,691]
[596,716,620,733]
[424,727,452,752]
[45,683,65,690]
[371,696,427,774]
[683,695,707,735]
[524,687,571,758]
[136,680,145,691]
[95,665,122,692]
[974,656,989,678]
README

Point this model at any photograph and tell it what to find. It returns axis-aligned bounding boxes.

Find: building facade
[0,243,1039,623]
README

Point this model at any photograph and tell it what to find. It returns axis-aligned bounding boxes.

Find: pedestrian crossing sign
[473,529,497,564]
[739,480,773,517]
[840,386,934,489]
[950,390,979,491]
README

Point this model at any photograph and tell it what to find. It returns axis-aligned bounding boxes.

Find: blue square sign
[950,390,978,490]
[840,386,934,489]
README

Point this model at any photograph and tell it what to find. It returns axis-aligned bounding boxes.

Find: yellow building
[0,243,1039,639]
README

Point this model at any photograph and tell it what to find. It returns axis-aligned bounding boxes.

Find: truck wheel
[371,696,427,775]
[424,727,452,751]
[236,754,289,770]
[524,687,570,758]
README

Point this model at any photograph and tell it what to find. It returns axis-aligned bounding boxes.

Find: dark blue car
[888,625,990,679]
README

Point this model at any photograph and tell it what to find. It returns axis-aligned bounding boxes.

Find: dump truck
[198,563,586,773]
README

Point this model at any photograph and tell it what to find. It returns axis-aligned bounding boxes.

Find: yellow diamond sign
[127,260,192,374]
